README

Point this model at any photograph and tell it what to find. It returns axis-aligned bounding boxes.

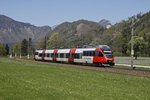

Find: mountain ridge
[1,11,150,57]
[0,14,52,46]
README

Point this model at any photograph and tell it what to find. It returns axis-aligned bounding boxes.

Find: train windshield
[101,46,111,51]
[98,45,113,58]
[103,51,113,58]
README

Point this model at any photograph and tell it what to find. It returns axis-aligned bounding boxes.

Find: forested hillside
[46,11,150,57]
[46,20,104,48]
[101,11,150,56]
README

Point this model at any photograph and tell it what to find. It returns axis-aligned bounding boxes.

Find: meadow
[0,57,150,100]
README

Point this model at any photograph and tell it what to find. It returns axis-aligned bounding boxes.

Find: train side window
[34,52,38,55]
[95,51,103,57]
[86,51,88,56]
[84,51,95,56]
[87,51,93,56]
[99,52,103,57]
[77,54,79,59]
[61,53,64,58]
[83,51,87,56]
[55,53,58,58]
[95,51,98,56]
[88,51,91,56]
[58,53,60,58]
[74,54,77,58]
[66,53,70,58]
[79,53,82,59]
[71,54,75,58]
[69,54,72,58]
[44,53,47,57]
[92,51,95,56]
[64,53,66,58]
[90,51,94,56]
[51,53,54,57]
[74,53,79,59]
[77,54,80,58]
[39,53,42,57]
[60,53,64,58]
[47,53,50,57]
[43,53,46,57]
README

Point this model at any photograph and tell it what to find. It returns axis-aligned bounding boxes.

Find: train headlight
[107,60,112,63]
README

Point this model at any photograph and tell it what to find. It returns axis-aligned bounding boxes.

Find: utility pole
[27,39,30,59]
[9,47,12,59]
[131,17,134,69]
[20,45,22,59]
[45,36,47,49]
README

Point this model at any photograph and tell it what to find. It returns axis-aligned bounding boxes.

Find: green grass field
[0,57,150,100]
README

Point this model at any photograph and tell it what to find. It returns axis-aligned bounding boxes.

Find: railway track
[16,58,150,77]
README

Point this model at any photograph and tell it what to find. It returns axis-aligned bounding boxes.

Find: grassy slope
[0,57,150,100]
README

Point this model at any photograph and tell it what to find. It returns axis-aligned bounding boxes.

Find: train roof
[34,45,112,53]
[96,45,111,51]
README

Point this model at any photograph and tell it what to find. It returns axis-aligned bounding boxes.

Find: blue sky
[0,0,150,26]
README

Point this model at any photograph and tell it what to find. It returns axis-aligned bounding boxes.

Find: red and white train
[34,45,115,66]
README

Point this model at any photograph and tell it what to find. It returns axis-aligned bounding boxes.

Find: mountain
[0,15,105,49]
[99,19,112,29]
[0,15,52,46]
[50,19,105,48]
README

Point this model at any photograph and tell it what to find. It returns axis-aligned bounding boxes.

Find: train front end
[98,45,115,66]
[103,50,115,66]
